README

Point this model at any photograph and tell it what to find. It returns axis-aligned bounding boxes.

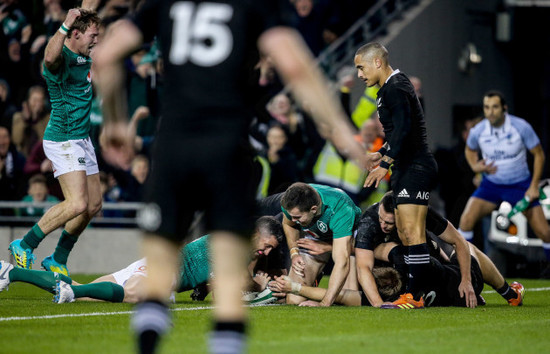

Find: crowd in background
[0,0,529,260]
[0,0,382,214]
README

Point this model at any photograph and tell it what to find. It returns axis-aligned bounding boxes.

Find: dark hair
[483,90,507,108]
[372,267,403,301]
[68,8,101,38]
[281,182,320,212]
[380,190,395,214]
[355,42,389,63]
[255,216,284,243]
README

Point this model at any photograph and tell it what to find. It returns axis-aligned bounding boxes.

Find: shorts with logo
[391,156,438,206]
[43,137,99,178]
[111,258,147,286]
[472,176,540,208]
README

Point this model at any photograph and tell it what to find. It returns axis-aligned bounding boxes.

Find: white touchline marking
[0,303,280,322]
[0,286,548,323]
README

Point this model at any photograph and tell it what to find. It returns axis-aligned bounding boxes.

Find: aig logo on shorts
[137,203,162,232]
[317,220,328,233]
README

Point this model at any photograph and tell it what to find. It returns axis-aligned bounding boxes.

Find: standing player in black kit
[95,1,366,353]
[355,42,438,309]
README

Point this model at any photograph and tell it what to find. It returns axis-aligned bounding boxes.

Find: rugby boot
[42,255,70,276]
[8,239,35,269]
[508,282,525,306]
[0,260,14,291]
[381,293,425,309]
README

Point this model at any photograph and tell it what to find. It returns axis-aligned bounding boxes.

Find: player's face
[77,23,100,57]
[354,54,378,87]
[251,233,279,259]
[378,204,395,234]
[287,206,317,227]
[483,95,506,127]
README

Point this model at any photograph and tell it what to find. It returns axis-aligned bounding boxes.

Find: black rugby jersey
[131,0,281,135]
[376,72,431,166]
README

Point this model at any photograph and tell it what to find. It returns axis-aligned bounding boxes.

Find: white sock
[458,228,474,242]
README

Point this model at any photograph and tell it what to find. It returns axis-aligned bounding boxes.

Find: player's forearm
[530,146,545,188]
[81,0,100,10]
[357,267,384,307]
[464,147,479,172]
[320,259,349,306]
[455,240,472,283]
[43,31,66,70]
[283,222,300,250]
[97,62,128,124]
[95,20,142,123]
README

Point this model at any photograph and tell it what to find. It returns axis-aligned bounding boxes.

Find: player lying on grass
[0,216,283,304]
[269,241,525,308]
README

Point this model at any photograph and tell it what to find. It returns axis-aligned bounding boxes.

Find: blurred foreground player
[95,1,366,353]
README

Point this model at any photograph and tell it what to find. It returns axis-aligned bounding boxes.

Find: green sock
[21,224,46,250]
[71,282,125,302]
[53,230,78,264]
[8,268,72,294]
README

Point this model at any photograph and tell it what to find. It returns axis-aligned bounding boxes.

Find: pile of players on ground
[0,184,524,309]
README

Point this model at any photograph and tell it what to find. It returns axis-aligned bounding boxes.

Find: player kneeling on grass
[0,216,283,305]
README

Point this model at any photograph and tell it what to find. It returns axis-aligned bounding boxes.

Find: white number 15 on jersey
[169,2,234,67]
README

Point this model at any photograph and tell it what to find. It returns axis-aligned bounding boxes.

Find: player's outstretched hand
[291,254,306,278]
[459,280,477,308]
[64,8,82,28]
[100,122,135,170]
[297,238,331,256]
[268,276,292,297]
[364,166,388,188]
[365,152,383,171]
[253,272,272,290]
[472,159,497,174]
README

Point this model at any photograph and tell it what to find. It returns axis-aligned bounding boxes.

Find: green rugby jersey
[177,235,211,292]
[282,184,361,242]
[43,46,93,142]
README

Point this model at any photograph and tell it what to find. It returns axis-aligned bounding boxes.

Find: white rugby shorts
[111,258,147,286]
[43,137,99,178]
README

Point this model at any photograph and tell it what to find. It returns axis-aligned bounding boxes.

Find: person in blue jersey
[458,90,550,264]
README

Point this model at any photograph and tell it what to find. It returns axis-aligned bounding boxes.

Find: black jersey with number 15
[131,0,281,135]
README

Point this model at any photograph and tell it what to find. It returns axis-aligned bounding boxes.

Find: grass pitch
[1,276,549,354]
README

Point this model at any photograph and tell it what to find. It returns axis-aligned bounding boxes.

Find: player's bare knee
[88,199,102,216]
[67,199,88,217]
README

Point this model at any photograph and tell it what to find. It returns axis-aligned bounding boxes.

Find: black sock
[131,300,171,354]
[405,243,430,300]
[210,321,246,354]
[495,282,515,301]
